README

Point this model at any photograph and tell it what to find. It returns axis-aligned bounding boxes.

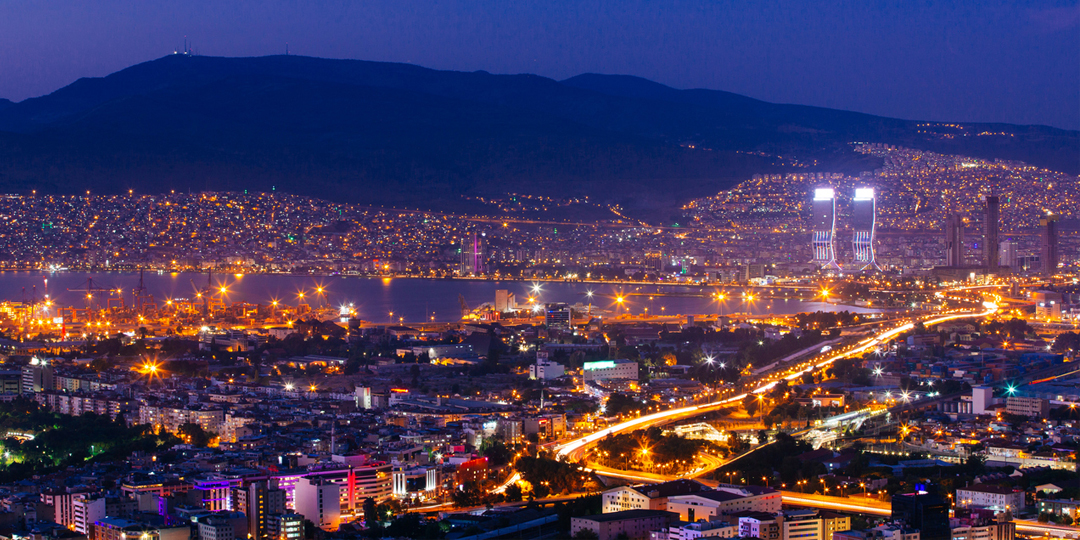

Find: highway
[553,299,1002,471]
[492,295,1003,506]
[486,293,1080,538]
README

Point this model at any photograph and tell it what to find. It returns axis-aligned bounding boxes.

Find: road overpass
[545,298,1000,484]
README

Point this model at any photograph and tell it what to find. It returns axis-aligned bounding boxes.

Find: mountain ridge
[0,54,1074,218]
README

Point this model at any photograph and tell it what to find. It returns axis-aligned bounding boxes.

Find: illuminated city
[0,3,1076,540]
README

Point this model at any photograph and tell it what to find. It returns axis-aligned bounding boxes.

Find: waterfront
[0,271,884,323]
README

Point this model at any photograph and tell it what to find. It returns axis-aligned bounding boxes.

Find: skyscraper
[851,187,879,271]
[459,232,485,275]
[545,303,573,331]
[891,490,950,540]
[1041,213,1059,276]
[232,480,286,540]
[945,214,965,267]
[984,195,1000,270]
[811,188,840,271]
[999,239,1017,269]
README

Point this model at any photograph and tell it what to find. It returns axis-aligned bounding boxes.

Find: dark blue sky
[1,0,1077,129]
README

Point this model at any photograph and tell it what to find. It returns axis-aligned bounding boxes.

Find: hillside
[0,54,1074,217]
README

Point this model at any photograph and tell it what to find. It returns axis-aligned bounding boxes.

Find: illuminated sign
[854,187,875,201]
[814,188,835,201]
[583,360,615,371]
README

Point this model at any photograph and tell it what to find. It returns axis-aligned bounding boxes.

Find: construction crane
[458,294,470,319]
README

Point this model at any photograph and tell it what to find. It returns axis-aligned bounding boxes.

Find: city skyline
[0,3,1076,539]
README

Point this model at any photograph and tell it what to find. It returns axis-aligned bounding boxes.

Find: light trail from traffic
[553,297,1000,472]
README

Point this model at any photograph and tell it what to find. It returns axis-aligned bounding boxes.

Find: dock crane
[458,294,470,319]
[189,269,214,320]
[67,278,112,322]
[130,268,148,316]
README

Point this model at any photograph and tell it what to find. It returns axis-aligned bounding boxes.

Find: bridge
[797,407,892,449]
[665,422,728,442]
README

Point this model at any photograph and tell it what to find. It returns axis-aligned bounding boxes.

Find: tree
[504,483,523,502]
[177,422,214,447]
[363,497,377,526]
[574,529,600,539]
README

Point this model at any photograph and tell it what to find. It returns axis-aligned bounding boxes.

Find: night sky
[1,0,1076,130]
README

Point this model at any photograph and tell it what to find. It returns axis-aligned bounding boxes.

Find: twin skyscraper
[812,187,879,272]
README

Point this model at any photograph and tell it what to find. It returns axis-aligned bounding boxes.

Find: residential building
[529,359,565,380]
[657,519,738,539]
[571,509,677,540]
[951,521,1015,540]
[583,360,639,381]
[196,512,248,540]
[602,480,707,513]
[667,487,781,522]
[267,513,304,540]
[1004,397,1049,419]
[1037,499,1080,519]
[72,494,106,535]
[955,485,1025,512]
[294,477,340,531]
[232,480,286,540]
[738,512,780,540]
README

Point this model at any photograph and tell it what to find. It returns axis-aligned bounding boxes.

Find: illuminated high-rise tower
[945,214,965,267]
[851,187,879,271]
[459,232,485,275]
[1042,213,1059,277]
[984,195,1000,270]
[811,188,840,271]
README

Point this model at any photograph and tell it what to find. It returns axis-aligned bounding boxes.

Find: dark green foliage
[605,394,647,416]
[480,438,514,468]
[594,426,715,474]
[515,454,591,497]
[1053,332,1080,353]
[0,398,177,482]
[177,422,215,447]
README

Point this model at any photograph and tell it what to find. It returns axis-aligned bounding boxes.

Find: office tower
[999,239,1017,269]
[1041,213,1059,276]
[945,214,965,267]
[811,188,840,271]
[459,232,485,275]
[984,195,1000,269]
[545,303,573,331]
[233,480,286,540]
[851,187,879,271]
[294,477,341,531]
[267,513,304,540]
[891,490,950,540]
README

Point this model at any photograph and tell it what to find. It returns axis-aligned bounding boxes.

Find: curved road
[544,299,1001,484]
